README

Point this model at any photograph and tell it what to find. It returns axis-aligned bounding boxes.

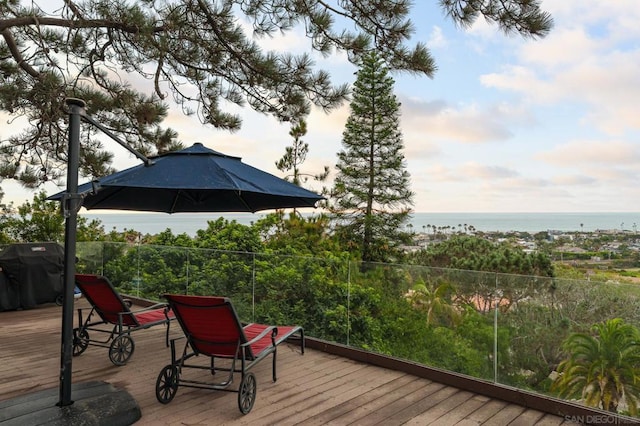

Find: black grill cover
[0,242,64,311]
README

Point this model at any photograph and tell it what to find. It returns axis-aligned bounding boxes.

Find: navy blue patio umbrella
[49,142,324,213]
[47,99,323,415]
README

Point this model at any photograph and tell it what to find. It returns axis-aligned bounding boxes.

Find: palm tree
[407,281,461,327]
[551,318,640,414]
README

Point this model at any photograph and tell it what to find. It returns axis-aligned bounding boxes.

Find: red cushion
[243,323,274,356]
[76,274,138,326]
[134,308,171,325]
[166,294,242,357]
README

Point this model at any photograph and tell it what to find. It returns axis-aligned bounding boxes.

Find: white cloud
[480,66,556,103]
[551,175,597,186]
[423,164,460,183]
[590,167,638,182]
[428,26,448,49]
[460,162,520,179]
[536,140,640,166]
[401,97,515,144]
[466,13,502,42]
[542,0,640,41]
[518,27,605,69]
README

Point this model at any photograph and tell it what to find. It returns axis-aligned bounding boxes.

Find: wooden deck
[0,300,634,425]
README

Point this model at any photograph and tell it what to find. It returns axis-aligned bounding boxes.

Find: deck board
[0,300,608,425]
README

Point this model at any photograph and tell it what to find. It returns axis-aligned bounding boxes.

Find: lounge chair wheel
[109,335,135,366]
[72,329,90,356]
[238,372,257,414]
[156,365,179,404]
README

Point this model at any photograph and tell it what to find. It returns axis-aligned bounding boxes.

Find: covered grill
[0,242,64,311]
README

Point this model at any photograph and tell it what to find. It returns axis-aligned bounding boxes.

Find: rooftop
[1,300,635,425]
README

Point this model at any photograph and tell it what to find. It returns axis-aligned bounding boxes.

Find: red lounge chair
[155,294,304,414]
[73,274,174,366]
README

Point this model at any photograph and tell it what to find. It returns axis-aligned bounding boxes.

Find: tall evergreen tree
[331,51,413,263]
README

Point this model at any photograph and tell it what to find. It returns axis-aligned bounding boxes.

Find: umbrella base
[0,381,141,425]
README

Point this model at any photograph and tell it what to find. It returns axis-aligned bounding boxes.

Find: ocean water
[81,211,640,236]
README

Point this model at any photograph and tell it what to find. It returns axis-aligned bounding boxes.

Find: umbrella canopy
[49,142,323,213]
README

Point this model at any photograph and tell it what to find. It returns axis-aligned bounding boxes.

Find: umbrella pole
[57,98,85,406]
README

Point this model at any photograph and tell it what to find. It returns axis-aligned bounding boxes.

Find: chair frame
[155,294,304,414]
[72,274,174,366]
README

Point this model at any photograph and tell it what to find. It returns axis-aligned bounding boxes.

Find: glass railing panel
[252,253,350,343]
[101,243,190,300]
[184,248,256,320]
[76,241,105,275]
[420,267,498,381]
[340,262,496,380]
[495,274,640,403]
[552,276,640,327]
[494,273,556,391]
[344,260,412,352]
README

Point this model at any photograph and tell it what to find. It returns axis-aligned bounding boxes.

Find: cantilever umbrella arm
[77,109,154,167]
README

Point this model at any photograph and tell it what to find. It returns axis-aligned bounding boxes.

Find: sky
[3,0,640,213]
